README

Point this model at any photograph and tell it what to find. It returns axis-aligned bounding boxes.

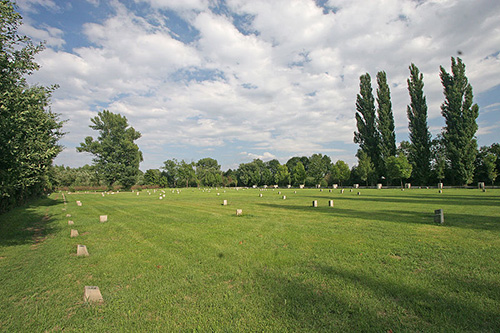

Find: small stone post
[223,200,227,206]
[434,209,444,224]
[84,286,103,303]
[236,209,242,216]
[328,200,334,207]
[77,244,89,256]
[70,229,79,238]
[99,215,107,223]
[312,200,318,207]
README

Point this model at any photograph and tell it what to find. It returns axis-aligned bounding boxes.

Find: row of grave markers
[67,198,107,303]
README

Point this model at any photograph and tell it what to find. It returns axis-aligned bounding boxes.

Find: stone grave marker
[84,286,103,303]
[137,192,140,196]
[77,244,89,256]
[405,183,411,189]
[236,209,242,216]
[341,189,344,194]
[312,200,318,207]
[70,229,79,238]
[434,209,444,224]
[99,215,107,223]
[328,200,334,207]
[76,201,82,206]
[299,184,305,189]
[376,184,382,189]
[354,184,359,189]
[438,183,443,189]
[68,220,74,225]
[287,185,291,188]
[332,184,338,189]
[223,200,228,206]
[282,195,286,200]
[357,192,361,195]
[66,214,71,217]
[438,190,443,194]
[259,194,263,197]
[478,182,485,190]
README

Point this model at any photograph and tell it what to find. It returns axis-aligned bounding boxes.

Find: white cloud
[21,0,500,170]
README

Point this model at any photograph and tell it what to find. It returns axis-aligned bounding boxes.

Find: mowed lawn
[1,188,499,331]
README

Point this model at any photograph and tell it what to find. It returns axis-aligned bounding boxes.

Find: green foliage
[386,155,413,187]
[196,157,222,187]
[51,165,101,188]
[77,110,142,190]
[307,153,330,184]
[376,71,396,172]
[331,160,350,186]
[237,160,261,186]
[354,73,381,179]
[274,164,291,186]
[483,153,498,185]
[0,0,64,212]
[440,57,479,185]
[292,161,306,186]
[356,150,374,185]
[407,64,432,185]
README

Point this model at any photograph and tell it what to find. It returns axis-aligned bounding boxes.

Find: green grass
[1,188,499,331]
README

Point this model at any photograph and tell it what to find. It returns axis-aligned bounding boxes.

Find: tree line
[354,58,497,186]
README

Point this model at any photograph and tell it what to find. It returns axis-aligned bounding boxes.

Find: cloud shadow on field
[257,203,500,232]
[254,263,500,331]
[0,197,61,248]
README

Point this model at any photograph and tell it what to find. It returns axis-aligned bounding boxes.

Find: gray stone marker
[282,195,286,200]
[99,215,107,222]
[328,200,334,207]
[299,184,305,189]
[259,194,263,197]
[68,220,74,225]
[438,189,443,194]
[376,183,382,189]
[312,200,318,207]
[66,214,71,217]
[332,184,338,189]
[76,201,82,206]
[77,244,89,256]
[357,192,361,195]
[236,209,242,216]
[341,189,344,194]
[478,182,485,190]
[438,183,443,189]
[354,184,359,189]
[405,183,411,189]
[84,286,103,303]
[70,229,79,238]
[223,200,228,206]
[434,209,444,224]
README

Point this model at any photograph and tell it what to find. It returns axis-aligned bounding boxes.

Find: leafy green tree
[237,161,261,186]
[144,169,161,186]
[356,151,375,186]
[386,155,413,187]
[407,63,432,185]
[376,71,396,172]
[307,153,330,184]
[0,0,64,212]
[196,157,222,187]
[354,73,381,179]
[440,57,479,185]
[332,160,350,186]
[260,168,273,185]
[292,161,306,186]
[483,153,498,185]
[223,169,238,187]
[178,160,197,187]
[274,164,291,186]
[431,135,447,183]
[77,110,142,190]
[162,159,179,187]
[286,156,309,174]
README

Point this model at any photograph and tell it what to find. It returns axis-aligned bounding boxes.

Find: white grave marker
[84,286,103,303]
[312,200,318,207]
[70,229,79,238]
[236,209,242,216]
[77,244,89,256]
[99,215,107,223]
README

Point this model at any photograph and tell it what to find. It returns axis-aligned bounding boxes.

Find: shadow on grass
[257,264,500,331]
[258,203,500,232]
[0,196,62,248]
[304,193,500,207]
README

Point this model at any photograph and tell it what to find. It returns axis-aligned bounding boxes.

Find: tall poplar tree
[354,73,381,179]
[440,57,479,185]
[407,64,432,185]
[376,71,396,172]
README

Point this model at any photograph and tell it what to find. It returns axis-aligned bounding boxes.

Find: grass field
[1,188,499,331]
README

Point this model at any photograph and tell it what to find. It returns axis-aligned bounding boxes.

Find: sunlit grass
[1,188,499,331]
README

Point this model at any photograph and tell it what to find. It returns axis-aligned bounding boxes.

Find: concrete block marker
[236,209,243,216]
[223,200,228,206]
[328,200,334,207]
[99,215,107,223]
[68,220,74,225]
[312,200,318,207]
[354,184,359,189]
[438,183,443,189]
[76,201,82,206]
[377,183,382,189]
[357,192,361,195]
[259,194,263,197]
[84,286,103,303]
[438,190,443,194]
[66,214,71,217]
[282,196,286,200]
[70,229,79,238]
[77,245,89,256]
[434,209,444,224]
[341,189,344,194]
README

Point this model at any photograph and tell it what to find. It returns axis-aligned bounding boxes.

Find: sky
[16,0,500,171]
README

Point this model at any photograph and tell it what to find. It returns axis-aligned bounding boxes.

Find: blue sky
[17,0,500,171]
